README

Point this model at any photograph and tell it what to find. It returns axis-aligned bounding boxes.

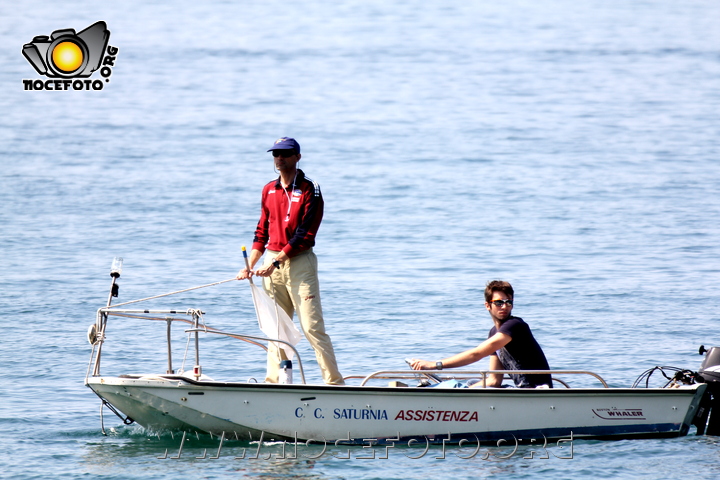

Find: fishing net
[248,283,302,359]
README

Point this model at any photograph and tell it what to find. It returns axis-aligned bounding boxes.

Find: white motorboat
[84,260,720,445]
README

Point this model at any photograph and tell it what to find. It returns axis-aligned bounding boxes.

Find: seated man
[410,280,552,388]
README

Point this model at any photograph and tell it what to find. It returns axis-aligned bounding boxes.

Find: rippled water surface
[2,1,720,478]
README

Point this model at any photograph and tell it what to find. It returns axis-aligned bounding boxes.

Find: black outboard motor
[694,346,720,435]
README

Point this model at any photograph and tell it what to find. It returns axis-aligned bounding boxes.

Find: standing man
[410,280,551,388]
[237,137,344,385]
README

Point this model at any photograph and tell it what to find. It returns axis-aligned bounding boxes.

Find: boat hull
[86,376,706,444]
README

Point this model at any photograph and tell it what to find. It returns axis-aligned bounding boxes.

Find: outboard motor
[694,346,720,435]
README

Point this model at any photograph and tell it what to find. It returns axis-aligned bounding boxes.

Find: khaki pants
[262,250,344,385]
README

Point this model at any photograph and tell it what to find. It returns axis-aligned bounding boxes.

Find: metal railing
[86,307,307,384]
[184,328,307,384]
[354,369,609,388]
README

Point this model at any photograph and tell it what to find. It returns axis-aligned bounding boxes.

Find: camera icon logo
[22,21,110,78]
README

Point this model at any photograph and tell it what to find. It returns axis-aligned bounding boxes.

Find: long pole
[242,246,254,286]
[243,246,264,327]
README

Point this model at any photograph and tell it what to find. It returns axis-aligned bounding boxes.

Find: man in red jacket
[237,137,344,385]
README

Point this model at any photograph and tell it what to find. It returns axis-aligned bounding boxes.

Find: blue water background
[1,0,720,478]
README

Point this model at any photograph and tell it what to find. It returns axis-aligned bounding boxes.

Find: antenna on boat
[107,257,123,306]
[89,257,124,376]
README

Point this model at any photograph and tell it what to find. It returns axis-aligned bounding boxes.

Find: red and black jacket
[252,169,323,258]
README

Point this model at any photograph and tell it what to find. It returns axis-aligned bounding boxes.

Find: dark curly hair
[484,280,514,303]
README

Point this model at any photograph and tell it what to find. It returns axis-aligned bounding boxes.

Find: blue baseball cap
[267,137,300,153]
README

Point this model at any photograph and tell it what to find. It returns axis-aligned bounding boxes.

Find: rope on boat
[181,330,192,374]
[631,366,699,388]
[106,277,239,308]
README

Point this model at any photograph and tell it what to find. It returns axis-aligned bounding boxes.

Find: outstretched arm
[410,332,511,370]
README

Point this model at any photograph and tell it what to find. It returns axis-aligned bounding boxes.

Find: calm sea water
[2,0,720,478]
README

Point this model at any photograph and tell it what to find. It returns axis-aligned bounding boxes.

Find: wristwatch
[272,259,281,269]
[436,361,444,370]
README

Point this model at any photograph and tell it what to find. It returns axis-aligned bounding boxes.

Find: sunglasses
[489,299,513,307]
[272,150,296,158]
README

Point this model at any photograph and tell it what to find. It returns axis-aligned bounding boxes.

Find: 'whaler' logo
[592,408,646,420]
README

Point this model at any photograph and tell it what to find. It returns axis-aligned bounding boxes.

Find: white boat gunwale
[90,373,703,396]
